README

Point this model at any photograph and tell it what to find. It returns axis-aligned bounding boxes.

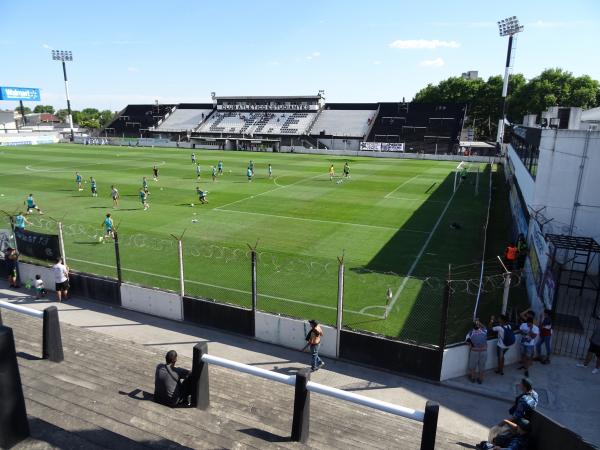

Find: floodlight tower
[51,50,75,141]
[497,16,524,144]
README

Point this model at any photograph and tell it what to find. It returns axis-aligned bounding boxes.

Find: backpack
[501,325,515,347]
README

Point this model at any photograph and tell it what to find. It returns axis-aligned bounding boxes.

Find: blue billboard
[0,86,41,101]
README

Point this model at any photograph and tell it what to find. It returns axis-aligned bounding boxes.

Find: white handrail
[200,353,424,422]
[201,354,295,386]
[0,300,44,318]
[306,381,424,422]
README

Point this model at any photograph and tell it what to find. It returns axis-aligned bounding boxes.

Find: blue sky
[1,0,599,111]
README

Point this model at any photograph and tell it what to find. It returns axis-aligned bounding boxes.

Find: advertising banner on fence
[0,86,41,101]
[360,142,405,152]
[14,228,60,261]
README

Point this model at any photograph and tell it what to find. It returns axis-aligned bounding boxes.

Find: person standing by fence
[576,318,600,374]
[536,309,552,364]
[489,314,515,376]
[52,257,69,302]
[304,320,325,371]
[466,319,488,384]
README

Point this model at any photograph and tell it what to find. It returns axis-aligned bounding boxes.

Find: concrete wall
[533,129,600,239]
[507,145,535,206]
[280,146,501,163]
[0,133,60,146]
[440,338,521,381]
[255,312,337,357]
[120,283,182,321]
[17,262,56,291]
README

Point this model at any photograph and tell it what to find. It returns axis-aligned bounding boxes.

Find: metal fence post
[420,401,439,450]
[336,254,345,358]
[0,326,30,448]
[291,368,311,443]
[178,239,185,320]
[437,269,451,378]
[501,272,512,315]
[114,231,123,284]
[248,241,258,337]
[57,221,67,264]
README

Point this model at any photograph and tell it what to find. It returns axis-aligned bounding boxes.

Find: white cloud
[373,60,382,65]
[528,20,593,28]
[431,21,494,28]
[42,43,52,49]
[419,57,445,67]
[127,66,139,72]
[268,60,280,66]
[389,39,459,49]
[306,51,321,60]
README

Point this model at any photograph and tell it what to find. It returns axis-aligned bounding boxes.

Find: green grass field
[0,144,499,344]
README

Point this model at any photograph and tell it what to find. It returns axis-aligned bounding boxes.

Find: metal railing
[0,300,63,362]
[193,343,438,449]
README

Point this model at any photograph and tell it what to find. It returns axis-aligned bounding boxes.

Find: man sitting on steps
[154,350,194,407]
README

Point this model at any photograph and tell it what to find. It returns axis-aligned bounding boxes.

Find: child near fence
[34,274,47,299]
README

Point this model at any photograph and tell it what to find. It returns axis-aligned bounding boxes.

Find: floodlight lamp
[498,16,523,36]
[51,49,73,61]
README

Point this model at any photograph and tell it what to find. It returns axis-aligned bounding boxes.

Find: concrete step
[3,309,466,449]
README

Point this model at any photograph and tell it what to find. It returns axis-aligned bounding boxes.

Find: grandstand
[103,94,465,153]
[155,103,213,132]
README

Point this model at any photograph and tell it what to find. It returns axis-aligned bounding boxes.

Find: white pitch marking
[384,174,421,199]
[384,186,459,318]
[215,208,428,233]
[67,257,381,318]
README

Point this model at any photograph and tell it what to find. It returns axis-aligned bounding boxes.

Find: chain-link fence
[2,198,526,347]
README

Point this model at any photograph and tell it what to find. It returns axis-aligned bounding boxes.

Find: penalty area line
[384,186,458,318]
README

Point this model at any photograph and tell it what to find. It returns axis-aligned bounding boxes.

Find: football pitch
[0,144,496,344]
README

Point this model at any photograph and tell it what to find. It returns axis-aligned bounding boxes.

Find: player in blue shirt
[100,213,114,242]
[75,172,83,191]
[90,177,98,197]
[14,212,31,230]
[25,194,43,215]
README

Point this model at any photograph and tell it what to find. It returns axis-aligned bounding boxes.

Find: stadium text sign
[360,142,405,152]
[0,86,41,101]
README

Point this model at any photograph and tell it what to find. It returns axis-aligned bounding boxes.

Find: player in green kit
[75,172,83,191]
[343,162,350,178]
[139,188,150,210]
[196,163,201,180]
[100,213,114,242]
[211,166,217,182]
[268,164,272,178]
[248,160,254,176]
[217,160,223,175]
[25,194,43,215]
[90,177,98,197]
[247,167,253,182]
[142,177,150,196]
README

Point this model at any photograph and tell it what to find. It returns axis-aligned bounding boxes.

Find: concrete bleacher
[310,110,376,137]
[197,111,315,135]
[4,308,467,449]
[156,108,213,131]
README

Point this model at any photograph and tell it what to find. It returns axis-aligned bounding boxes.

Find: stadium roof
[216,95,321,101]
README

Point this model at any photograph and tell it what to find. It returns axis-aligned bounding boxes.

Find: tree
[33,105,55,114]
[56,109,69,122]
[78,118,101,129]
[16,106,31,114]
[99,110,117,127]
[413,69,599,140]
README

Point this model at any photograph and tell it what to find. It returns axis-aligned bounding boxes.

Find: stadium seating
[156,108,213,132]
[196,111,316,135]
[310,109,376,137]
[105,104,174,137]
